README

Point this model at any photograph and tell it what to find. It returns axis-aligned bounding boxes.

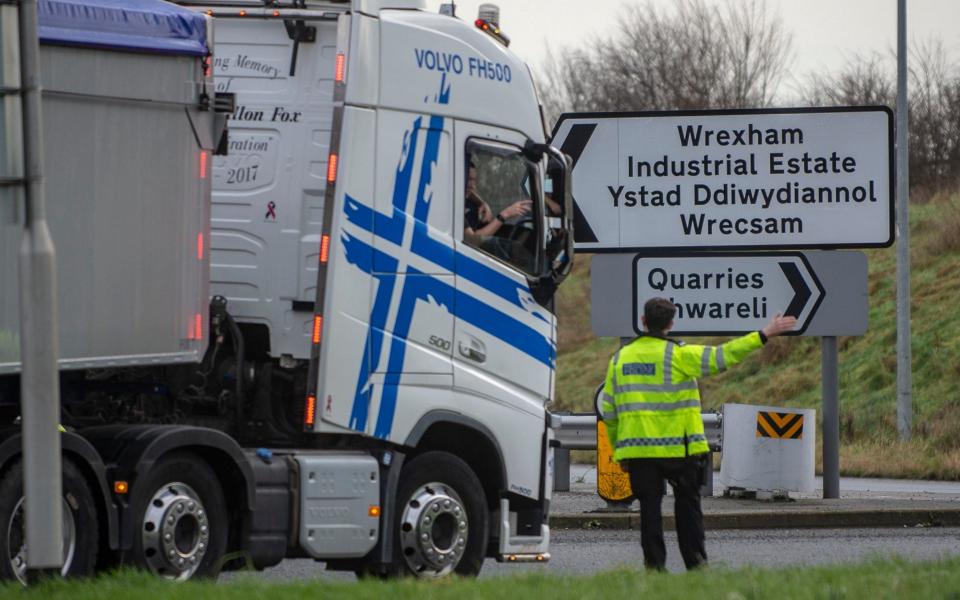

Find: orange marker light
[326,153,338,183]
[197,232,204,260]
[368,506,381,518]
[319,234,330,264]
[114,481,129,495]
[239,10,247,16]
[273,10,280,17]
[195,313,203,341]
[312,315,323,344]
[335,53,346,83]
[304,395,317,427]
[199,150,208,179]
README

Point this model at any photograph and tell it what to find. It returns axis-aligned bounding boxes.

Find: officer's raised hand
[761,312,798,338]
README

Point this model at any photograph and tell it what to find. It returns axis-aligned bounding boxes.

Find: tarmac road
[223,526,960,581]
[496,527,960,575]
[221,473,960,582]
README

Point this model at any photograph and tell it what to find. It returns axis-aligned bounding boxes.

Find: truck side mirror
[212,92,235,156]
[541,147,574,286]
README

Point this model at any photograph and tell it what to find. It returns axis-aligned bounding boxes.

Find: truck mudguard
[404,410,507,489]
[78,425,256,550]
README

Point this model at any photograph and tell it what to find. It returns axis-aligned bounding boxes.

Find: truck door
[312,107,455,439]
[452,123,555,410]
[362,110,455,439]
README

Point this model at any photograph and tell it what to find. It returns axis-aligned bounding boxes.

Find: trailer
[0,1,217,375]
[0,0,574,582]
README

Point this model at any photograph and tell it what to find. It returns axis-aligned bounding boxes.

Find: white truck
[0,0,574,581]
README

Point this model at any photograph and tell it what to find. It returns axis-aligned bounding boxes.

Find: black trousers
[626,456,708,571]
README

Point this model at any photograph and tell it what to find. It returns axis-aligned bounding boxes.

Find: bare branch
[534,0,793,119]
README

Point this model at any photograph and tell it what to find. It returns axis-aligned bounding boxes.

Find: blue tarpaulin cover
[38,0,208,56]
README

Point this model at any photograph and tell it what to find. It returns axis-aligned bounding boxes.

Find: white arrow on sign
[633,252,825,335]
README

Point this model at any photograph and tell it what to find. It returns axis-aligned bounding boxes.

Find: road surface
[224,526,960,581]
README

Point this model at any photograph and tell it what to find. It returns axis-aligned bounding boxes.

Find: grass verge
[9,558,960,599]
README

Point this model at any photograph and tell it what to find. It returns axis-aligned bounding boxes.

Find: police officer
[600,297,797,571]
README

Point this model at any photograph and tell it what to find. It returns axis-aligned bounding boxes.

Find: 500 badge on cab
[428,335,451,351]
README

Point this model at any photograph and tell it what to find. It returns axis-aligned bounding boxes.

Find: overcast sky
[425,0,960,100]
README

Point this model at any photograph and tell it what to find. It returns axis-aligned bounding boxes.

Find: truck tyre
[390,451,488,578]
[0,458,99,584]
[127,452,227,580]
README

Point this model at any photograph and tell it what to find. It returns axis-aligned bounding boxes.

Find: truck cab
[201,0,574,572]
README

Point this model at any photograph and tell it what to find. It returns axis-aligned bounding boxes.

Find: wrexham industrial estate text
[608,123,880,237]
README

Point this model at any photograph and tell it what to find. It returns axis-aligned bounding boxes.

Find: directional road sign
[551,107,894,252]
[591,251,868,337]
[633,253,823,335]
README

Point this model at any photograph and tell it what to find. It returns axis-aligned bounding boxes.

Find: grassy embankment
[554,191,960,479]
[7,558,960,599]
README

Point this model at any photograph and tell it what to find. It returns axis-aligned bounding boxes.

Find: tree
[802,53,894,107]
[803,41,960,194]
[537,0,793,124]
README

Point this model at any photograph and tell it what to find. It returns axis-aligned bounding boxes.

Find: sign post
[555,107,893,500]
[9,0,64,579]
[895,0,912,442]
[821,337,840,498]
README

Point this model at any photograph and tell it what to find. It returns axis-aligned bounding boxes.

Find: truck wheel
[128,452,227,580]
[392,451,488,578]
[0,458,99,583]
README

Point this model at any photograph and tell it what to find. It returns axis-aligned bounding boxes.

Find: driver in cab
[464,162,531,244]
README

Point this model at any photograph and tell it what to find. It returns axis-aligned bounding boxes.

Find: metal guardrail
[551,411,723,452]
[550,413,598,450]
[550,410,723,496]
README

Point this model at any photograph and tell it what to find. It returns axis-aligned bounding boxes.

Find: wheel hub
[141,482,209,580]
[398,483,468,577]
[7,496,76,585]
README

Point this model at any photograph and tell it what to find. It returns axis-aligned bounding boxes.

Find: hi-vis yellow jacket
[601,332,764,460]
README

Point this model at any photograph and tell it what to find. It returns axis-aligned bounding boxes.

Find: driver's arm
[467,217,504,238]
[466,200,531,238]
